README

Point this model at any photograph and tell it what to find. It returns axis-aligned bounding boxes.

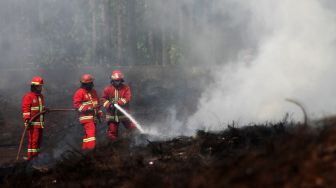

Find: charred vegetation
[2,121,336,187]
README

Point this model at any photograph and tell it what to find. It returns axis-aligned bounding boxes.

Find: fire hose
[16,108,75,161]
[16,105,145,160]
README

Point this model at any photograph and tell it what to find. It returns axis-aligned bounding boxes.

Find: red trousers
[82,122,96,150]
[27,127,43,160]
[107,120,136,140]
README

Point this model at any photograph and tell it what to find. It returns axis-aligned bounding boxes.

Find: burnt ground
[2,120,336,187]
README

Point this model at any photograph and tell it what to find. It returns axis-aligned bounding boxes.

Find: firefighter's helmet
[111,70,124,81]
[80,74,94,83]
[31,76,44,85]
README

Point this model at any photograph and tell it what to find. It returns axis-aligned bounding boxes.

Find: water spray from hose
[114,104,145,133]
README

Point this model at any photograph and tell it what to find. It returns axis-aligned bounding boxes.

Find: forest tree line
[0,0,225,68]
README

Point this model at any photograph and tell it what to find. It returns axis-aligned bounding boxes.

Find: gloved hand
[97,111,103,123]
[98,116,103,123]
[84,104,94,112]
[109,103,115,110]
[24,119,30,127]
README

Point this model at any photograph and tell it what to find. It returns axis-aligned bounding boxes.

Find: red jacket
[22,92,45,128]
[101,84,131,122]
[73,88,102,124]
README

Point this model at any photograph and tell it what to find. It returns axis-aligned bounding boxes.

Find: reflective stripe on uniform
[81,101,98,106]
[28,148,39,153]
[114,90,119,104]
[114,90,119,122]
[30,122,45,127]
[106,115,127,122]
[38,97,42,112]
[103,100,110,108]
[78,105,85,112]
[83,137,96,143]
[120,98,127,104]
[23,112,30,117]
[38,97,43,123]
[31,106,45,111]
[87,94,98,106]
[81,99,98,107]
[79,116,94,121]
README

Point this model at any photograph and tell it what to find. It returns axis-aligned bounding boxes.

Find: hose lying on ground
[16,108,75,161]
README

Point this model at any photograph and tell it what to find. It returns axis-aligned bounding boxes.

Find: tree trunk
[90,0,97,64]
[148,30,154,65]
[145,0,154,65]
[127,0,136,65]
[116,0,123,65]
[101,0,112,64]
[161,23,167,66]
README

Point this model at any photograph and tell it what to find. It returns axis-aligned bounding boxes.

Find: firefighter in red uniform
[73,74,103,150]
[101,70,136,140]
[22,76,46,160]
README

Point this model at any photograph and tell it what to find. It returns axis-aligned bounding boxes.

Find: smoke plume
[184,0,336,133]
[140,0,336,136]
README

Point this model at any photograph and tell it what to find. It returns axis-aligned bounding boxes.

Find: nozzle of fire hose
[24,120,30,127]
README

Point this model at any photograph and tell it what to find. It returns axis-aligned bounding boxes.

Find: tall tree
[127,0,136,65]
[90,0,97,63]
[116,0,123,65]
[161,18,167,65]
[98,0,111,64]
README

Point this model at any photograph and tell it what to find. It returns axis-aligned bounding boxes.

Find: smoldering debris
[3,120,336,187]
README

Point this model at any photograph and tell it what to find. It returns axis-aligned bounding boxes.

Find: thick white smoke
[186,0,336,132]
